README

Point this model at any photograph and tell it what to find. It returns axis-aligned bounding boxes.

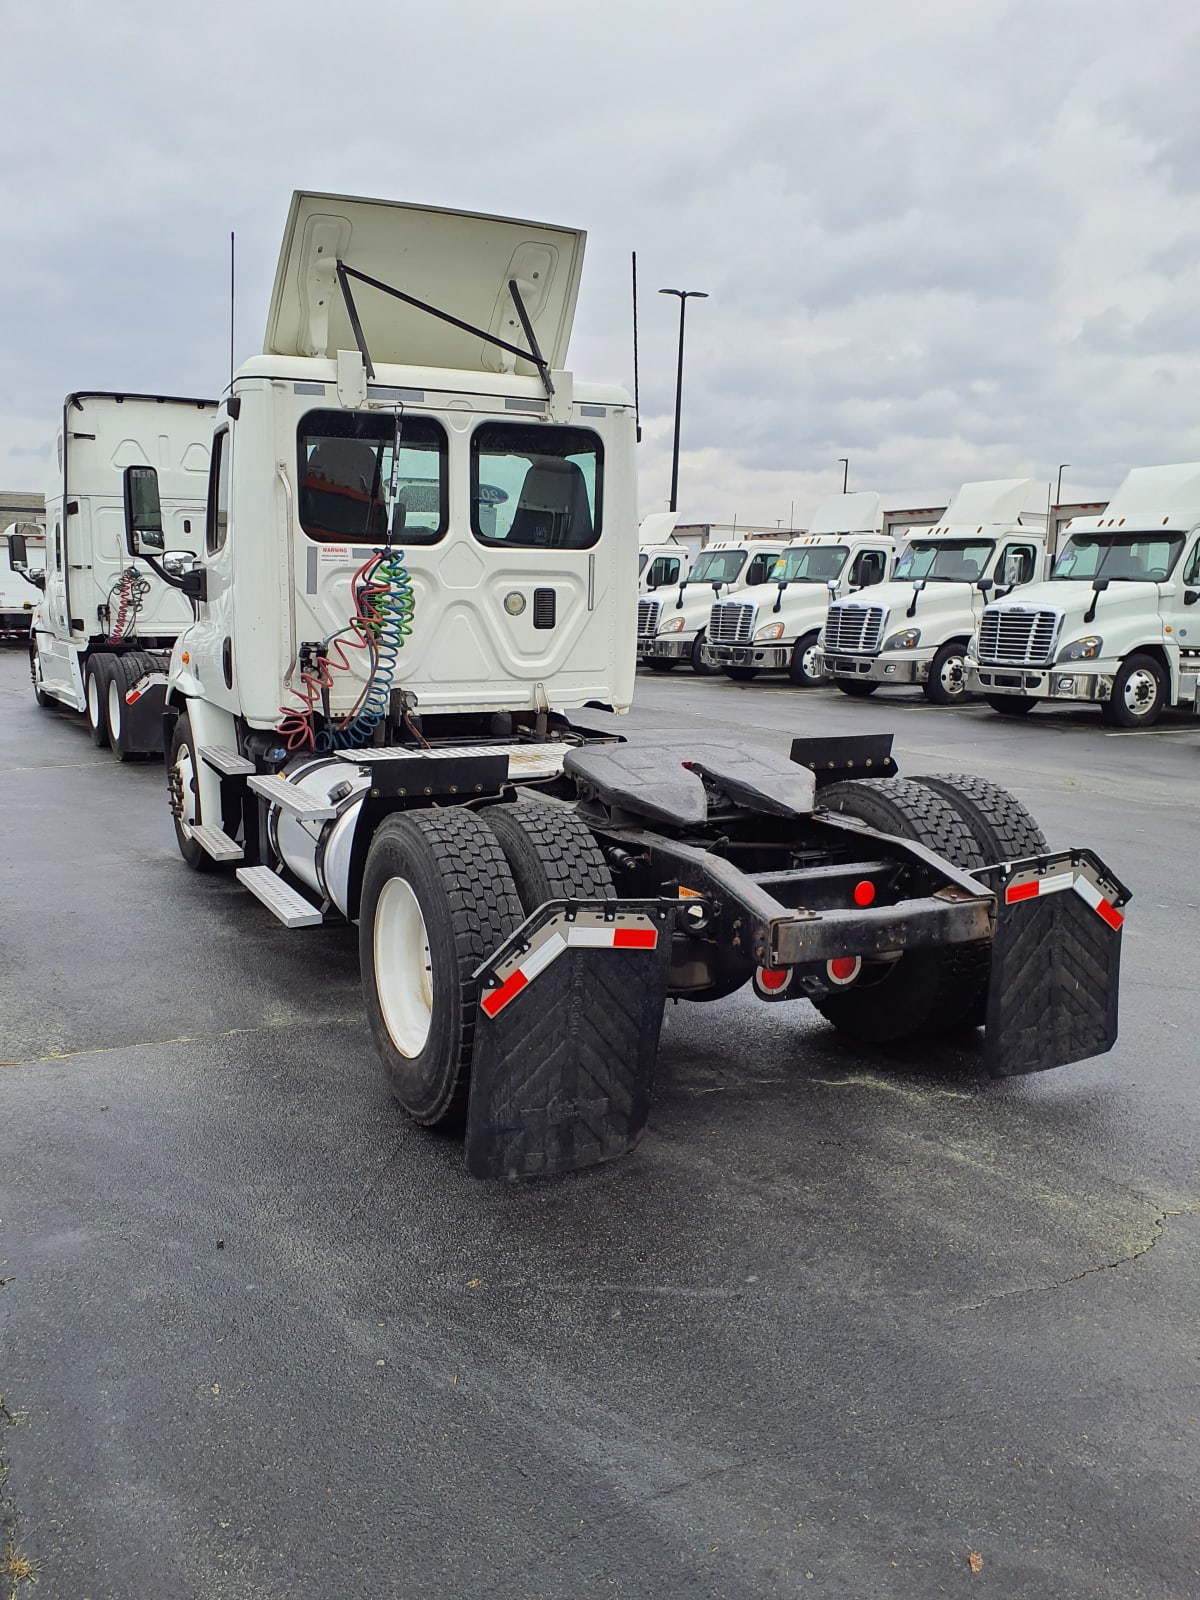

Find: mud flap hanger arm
[335,262,555,399]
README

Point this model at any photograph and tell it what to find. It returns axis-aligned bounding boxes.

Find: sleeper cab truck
[118,191,1129,1180]
[703,492,893,684]
[1,522,46,635]
[641,539,787,675]
[815,479,1050,705]
[968,465,1200,726]
[26,392,217,757]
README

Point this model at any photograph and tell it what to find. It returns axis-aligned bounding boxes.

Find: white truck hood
[985,578,1162,633]
[264,191,586,375]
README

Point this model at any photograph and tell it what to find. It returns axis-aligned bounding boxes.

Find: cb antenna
[229,231,236,390]
[631,250,642,444]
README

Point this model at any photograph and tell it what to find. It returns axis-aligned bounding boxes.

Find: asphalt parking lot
[2,642,1198,1600]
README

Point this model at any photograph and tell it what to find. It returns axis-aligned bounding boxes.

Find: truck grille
[637,598,662,639]
[977,607,1059,666]
[708,601,756,645]
[824,604,884,655]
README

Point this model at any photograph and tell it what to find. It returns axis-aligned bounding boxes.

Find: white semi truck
[968,465,1200,726]
[19,393,217,756]
[117,191,1128,1179]
[638,512,690,594]
[1,522,46,635]
[702,492,893,684]
[817,479,1049,704]
[641,538,786,674]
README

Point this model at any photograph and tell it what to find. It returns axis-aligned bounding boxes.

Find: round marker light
[827,955,862,986]
[758,967,789,991]
[853,880,876,907]
[503,591,526,616]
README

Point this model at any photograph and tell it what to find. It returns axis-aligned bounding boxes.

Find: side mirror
[162,550,198,578]
[1185,590,1200,606]
[9,531,28,569]
[776,579,788,592]
[978,576,994,594]
[1092,576,1110,593]
[123,464,166,555]
[826,578,838,596]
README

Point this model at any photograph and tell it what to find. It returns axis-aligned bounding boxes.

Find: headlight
[883,627,921,650]
[659,615,686,634]
[755,621,785,641]
[1059,635,1103,662]
[966,636,979,660]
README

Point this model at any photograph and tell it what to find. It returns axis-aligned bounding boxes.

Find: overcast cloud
[2,0,1199,524]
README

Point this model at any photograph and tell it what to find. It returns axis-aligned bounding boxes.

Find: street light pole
[659,288,708,514]
[1056,463,1070,506]
[838,457,849,494]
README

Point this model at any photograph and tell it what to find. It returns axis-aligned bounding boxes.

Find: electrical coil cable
[276,548,417,753]
[105,567,151,645]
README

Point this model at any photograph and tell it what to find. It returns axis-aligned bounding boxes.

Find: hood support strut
[335,262,555,399]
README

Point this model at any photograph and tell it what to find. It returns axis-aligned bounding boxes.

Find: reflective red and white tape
[1004,868,1124,931]
[125,672,168,706]
[482,920,659,1019]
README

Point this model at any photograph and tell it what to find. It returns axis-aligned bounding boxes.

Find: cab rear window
[470,423,602,548]
[297,410,448,543]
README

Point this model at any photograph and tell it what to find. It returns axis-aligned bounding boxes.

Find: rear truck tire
[813,777,989,1043]
[909,773,1049,1029]
[725,665,759,682]
[107,651,165,759]
[690,629,715,675]
[986,695,1037,717]
[788,630,824,687]
[30,638,53,708]
[484,797,615,911]
[360,809,522,1129]
[1100,652,1167,728]
[910,772,1048,864]
[835,679,878,698]
[647,656,678,674]
[85,654,114,747]
[923,640,970,705]
[168,711,213,872]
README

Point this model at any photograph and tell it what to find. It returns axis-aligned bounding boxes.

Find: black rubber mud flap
[466,899,673,1179]
[983,851,1130,1077]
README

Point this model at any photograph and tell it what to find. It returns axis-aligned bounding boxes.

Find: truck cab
[28,392,216,755]
[702,492,892,684]
[816,479,1047,704]
[968,464,1200,726]
[1,522,46,636]
[643,539,785,675]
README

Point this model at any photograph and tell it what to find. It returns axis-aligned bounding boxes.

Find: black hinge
[533,588,556,629]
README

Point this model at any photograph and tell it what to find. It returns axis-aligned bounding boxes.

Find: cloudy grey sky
[2,0,1199,524]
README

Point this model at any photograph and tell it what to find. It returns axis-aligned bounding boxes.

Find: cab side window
[1000,543,1038,586]
[647,555,680,587]
[851,549,887,587]
[1183,542,1200,586]
[746,553,770,584]
[206,430,231,556]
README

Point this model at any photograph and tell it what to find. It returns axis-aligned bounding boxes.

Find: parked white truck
[116,191,1128,1179]
[19,392,217,756]
[1,522,45,635]
[703,492,892,684]
[641,538,786,674]
[638,511,690,594]
[968,464,1200,725]
[817,479,1048,704]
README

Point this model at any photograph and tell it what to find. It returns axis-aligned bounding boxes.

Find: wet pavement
[2,640,1198,1599]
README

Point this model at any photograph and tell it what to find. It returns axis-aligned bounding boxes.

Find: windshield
[894,539,993,582]
[689,549,747,585]
[1051,532,1185,582]
[770,546,849,584]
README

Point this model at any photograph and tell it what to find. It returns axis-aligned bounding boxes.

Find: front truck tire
[788,630,824,687]
[360,810,522,1129]
[835,679,878,698]
[690,629,715,675]
[986,695,1037,717]
[813,777,989,1043]
[30,637,54,708]
[168,711,213,872]
[85,654,113,747]
[923,639,970,705]
[1100,652,1168,728]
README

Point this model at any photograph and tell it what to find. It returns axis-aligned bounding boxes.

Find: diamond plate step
[191,824,243,863]
[200,745,255,777]
[247,773,337,820]
[235,866,324,928]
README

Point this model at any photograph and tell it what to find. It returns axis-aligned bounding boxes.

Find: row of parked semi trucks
[637,471,1200,729]
[0,191,1130,1180]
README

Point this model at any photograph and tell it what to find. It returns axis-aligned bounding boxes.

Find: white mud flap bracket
[466,900,674,1179]
[983,850,1130,1077]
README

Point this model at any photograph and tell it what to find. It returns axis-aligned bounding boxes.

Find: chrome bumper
[966,663,1113,702]
[703,642,790,669]
[816,649,928,685]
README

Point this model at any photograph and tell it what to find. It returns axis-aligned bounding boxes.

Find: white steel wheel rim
[940,653,966,694]
[175,744,197,839]
[87,671,101,727]
[801,643,822,680]
[1123,668,1157,715]
[107,678,122,739]
[374,877,434,1059]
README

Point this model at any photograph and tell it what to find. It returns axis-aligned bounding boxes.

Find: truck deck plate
[235,866,323,928]
[247,773,337,820]
[190,824,244,862]
[199,745,256,777]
